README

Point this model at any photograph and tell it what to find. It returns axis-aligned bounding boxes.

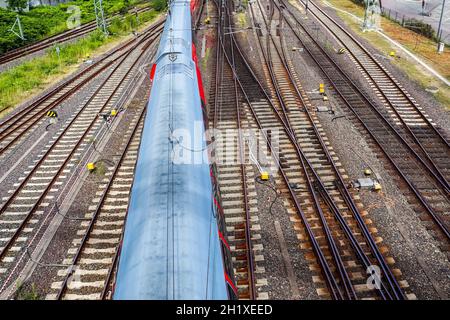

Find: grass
[16,283,40,300]
[236,12,248,29]
[94,161,107,176]
[0,9,161,114]
[322,0,450,108]
[202,47,211,70]
[0,0,150,54]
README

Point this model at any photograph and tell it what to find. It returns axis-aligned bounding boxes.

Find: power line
[10,15,25,40]
[437,0,447,42]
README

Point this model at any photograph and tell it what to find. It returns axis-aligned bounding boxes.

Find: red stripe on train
[225,272,238,296]
[218,231,230,250]
[192,43,206,108]
[190,0,197,13]
[150,63,157,82]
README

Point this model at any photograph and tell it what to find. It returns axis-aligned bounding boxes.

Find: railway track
[217,0,415,299]
[0,28,161,294]
[46,1,242,299]
[46,107,146,300]
[211,4,267,299]
[272,0,450,244]
[0,20,165,159]
[0,5,153,67]
[299,0,450,181]
[0,23,95,66]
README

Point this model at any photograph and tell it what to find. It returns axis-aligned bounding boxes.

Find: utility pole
[236,0,244,12]
[134,7,139,26]
[363,0,370,29]
[94,0,108,35]
[437,0,446,42]
[363,0,381,30]
[10,15,25,41]
[305,0,309,14]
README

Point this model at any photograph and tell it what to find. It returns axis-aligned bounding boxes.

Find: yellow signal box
[261,172,270,181]
[319,83,325,94]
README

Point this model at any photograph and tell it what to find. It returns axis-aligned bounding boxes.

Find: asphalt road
[381,0,450,43]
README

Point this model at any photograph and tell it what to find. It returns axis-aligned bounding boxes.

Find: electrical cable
[255,176,280,217]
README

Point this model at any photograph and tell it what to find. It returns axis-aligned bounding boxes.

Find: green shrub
[403,18,436,39]
[6,0,28,13]
[350,0,365,5]
[0,8,160,111]
[16,283,40,300]
[108,16,124,35]
[151,0,168,12]
[0,0,147,55]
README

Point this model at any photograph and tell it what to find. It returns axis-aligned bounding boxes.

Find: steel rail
[194,0,206,30]
[221,3,257,299]
[276,0,450,239]
[252,0,403,299]
[264,3,294,132]
[0,39,121,130]
[0,24,164,159]
[0,20,165,136]
[222,0,406,299]
[101,245,121,299]
[295,0,450,193]
[273,4,406,300]
[0,25,95,65]
[280,12,406,299]
[55,106,147,300]
[277,0,450,196]
[221,37,343,299]
[0,6,153,65]
[217,0,343,299]
[254,0,356,299]
[302,0,450,148]
[0,32,161,263]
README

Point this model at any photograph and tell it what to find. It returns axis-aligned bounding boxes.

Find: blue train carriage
[112,0,238,300]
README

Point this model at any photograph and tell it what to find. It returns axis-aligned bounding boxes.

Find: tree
[151,0,168,12]
[7,0,28,12]
[120,0,130,14]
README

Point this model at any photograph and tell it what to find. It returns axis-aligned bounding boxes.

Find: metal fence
[380,7,436,39]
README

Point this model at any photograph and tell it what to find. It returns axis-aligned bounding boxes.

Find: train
[112,0,238,299]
